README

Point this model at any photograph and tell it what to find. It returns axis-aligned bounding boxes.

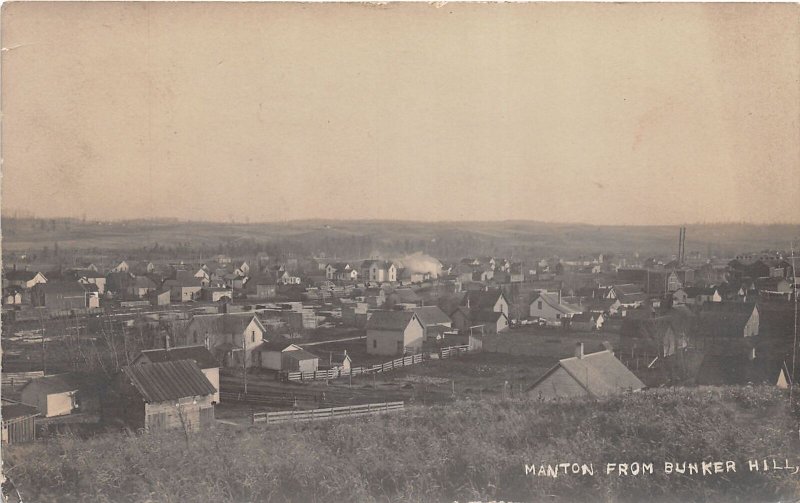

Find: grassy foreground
[3,386,799,503]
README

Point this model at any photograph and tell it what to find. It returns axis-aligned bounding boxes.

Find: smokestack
[575,342,584,359]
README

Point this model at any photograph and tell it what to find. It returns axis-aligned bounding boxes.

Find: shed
[116,360,216,432]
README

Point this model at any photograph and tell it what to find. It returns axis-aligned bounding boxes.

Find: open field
[4,217,800,259]
[3,386,798,503]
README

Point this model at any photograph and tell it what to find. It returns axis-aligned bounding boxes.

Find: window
[556,314,561,319]
[373,340,377,349]
[538,301,542,310]
[251,331,255,343]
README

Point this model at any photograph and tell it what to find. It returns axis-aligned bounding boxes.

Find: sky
[2,3,799,225]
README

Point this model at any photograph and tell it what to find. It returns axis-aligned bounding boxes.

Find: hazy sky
[2,3,798,224]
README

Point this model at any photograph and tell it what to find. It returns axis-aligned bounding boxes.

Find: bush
[3,386,799,502]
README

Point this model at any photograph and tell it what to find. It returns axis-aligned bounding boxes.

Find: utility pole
[242,336,248,395]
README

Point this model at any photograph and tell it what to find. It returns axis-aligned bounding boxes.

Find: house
[203,287,233,303]
[131,345,220,403]
[528,345,645,400]
[412,306,452,340]
[31,281,98,310]
[325,262,353,280]
[1,399,39,445]
[755,277,792,297]
[697,302,759,341]
[320,351,352,372]
[461,289,509,315]
[127,276,158,299]
[683,286,721,305]
[185,313,267,367]
[3,270,47,290]
[76,270,107,294]
[257,341,320,372]
[450,306,509,335]
[234,261,250,277]
[151,288,171,306]
[163,277,204,302]
[570,312,597,332]
[115,360,216,432]
[20,373,97,418]
[366,310,425,356]
[529,292,583,322]
[470,309,509,335]
[110,260,130,273]
[671,288,688,306]
[361,260,398,283]
[607,284,648,307]
[387,288,423,307]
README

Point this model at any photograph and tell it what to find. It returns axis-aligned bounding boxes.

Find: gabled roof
[366,310,418,331]
[612,284,645,296]
[137,345,219,369]
[461,289,505,310]
[5,270,46,282]
[1,399,39,421]
[282,348,319,361]
[412,306,451,326]
[529,350,645,397]
[20,373,89,395]
[132,276,157,289]
[38,281,88,295]
[121,360,216,403]
[258,341,301,352]
[532,292,583,315]
[188,313,266,336]
[471,310,507,323]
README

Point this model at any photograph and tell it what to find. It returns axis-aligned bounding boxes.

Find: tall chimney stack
[575,342,584,359]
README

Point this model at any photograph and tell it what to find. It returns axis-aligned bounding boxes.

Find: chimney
[205,335,210,350]
[575,342,584,359]
[558,290,562,304]
[165,334,171,350]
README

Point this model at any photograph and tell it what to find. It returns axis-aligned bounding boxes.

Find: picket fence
[281,344,472,382]
[2,371,45,387]
[252,401,405,425]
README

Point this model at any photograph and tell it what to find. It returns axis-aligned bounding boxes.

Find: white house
[529,292,583,322]
[366,310,425,356]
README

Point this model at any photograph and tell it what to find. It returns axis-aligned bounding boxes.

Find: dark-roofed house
[31,281,99,311]
[132,346,220,403]
[461,289,509,315]
[3,270,48,290]
[20,373,98,418]
[114,360,216,432]
[163,276,204,302]
[529,292,583,322]
[412,306,452,340]
[185,314,267,368]
[528,345,645,400]
[127,275,158,299]
[366,310,425,356]
[2,399,39,444]
[607,284,648,307]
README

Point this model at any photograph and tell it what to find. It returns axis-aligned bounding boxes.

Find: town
[1,219,797,436]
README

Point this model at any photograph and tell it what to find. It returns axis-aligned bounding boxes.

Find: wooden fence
[2,371,45,387]
[281,345,473,382]
[252,401,405,425]
[439,344,471,359]
[282,353,425,382]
